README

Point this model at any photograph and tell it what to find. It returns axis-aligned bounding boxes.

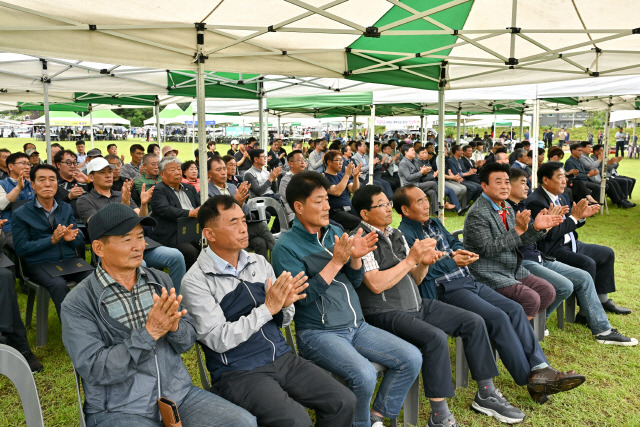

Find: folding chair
[74,369,87,427]
[20,258,78,347]
[0,344,45,427]
[246,197,290,239]
[195,343,211,392]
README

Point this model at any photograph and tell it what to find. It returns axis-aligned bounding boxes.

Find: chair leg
[455,336,469,389]
[557,301,565,330]
[565,293,576,323]
[532,313,545,342]
[25,288,35,329]
[35,287,51,347]
[402,377,420,427]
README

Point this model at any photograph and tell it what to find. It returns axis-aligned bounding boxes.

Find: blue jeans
[144,246,187,294]
[296,322,421,427]
[522,259,610,335]
[444,185,461,211]
[86,386,256,427]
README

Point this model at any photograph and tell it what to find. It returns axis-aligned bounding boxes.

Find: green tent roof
[18,102,90,112]
[167,71,260,99]
[74,93,157,106]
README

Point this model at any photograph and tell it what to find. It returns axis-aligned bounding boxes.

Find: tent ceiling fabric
[2,1,640,90]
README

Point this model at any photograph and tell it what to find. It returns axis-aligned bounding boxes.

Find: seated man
[578,141,631,208]
[207,156,275,258]
[396,184,587,404]
[119,143,145,180]
[61,203,256,427]
[272,171,422,427]
[0,219,43,372]
[351,141,393,200]
[351,185,525,425]
[134,153,160,195]
[508,168,636,345]
[149,156,201,270]
[12,164,92,317]
[322,150,362,231]
[181,195,356,426]
[398,144,439,215]
[448,145,482,203]
[463,162,560,319]
[592,144,635,201]
[279,150,307,224]
[564,143,610,206]
[76,158,186,293]
[525,162,632,315]
[243,149,281,200]
[415,146,464,214]
[0,152,34,247]
[53,149,88,204]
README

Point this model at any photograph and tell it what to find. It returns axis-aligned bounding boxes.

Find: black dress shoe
[602,299,632,315]
[457,206,470,216]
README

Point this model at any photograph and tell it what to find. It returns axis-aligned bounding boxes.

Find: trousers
[213,352,356,427]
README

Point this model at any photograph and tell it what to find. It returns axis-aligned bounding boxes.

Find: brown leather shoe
[527,367,585,403]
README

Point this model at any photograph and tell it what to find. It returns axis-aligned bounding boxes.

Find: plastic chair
[283,325,419,427]
[246,197,290,239]
[0,344,45,427]
[195,344,211,392]
[74,369,87,427]
[20,258,77,347]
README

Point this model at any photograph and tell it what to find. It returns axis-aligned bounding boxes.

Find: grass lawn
[1,138,639,426]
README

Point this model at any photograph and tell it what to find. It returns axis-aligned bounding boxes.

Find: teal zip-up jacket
[272,217,365,331]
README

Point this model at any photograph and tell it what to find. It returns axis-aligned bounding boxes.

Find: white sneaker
[544,328,549,337]
[371,422,384,427]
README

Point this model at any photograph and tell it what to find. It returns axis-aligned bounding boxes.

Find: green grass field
[1,138,639,426]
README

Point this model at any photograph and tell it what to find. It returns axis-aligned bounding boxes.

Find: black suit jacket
[149,181,201,247]
[523,186,585,256]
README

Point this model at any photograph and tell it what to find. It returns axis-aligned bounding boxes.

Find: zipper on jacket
[318,233,358,328]
[260,329,277,361]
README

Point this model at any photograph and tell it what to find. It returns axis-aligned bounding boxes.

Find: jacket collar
[399,215,424,233]
[196,246,255,276]
[291,216,332,244]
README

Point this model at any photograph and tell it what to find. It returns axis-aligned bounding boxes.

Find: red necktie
[498,208,508,229]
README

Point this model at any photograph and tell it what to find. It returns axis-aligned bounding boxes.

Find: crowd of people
[0,134,637,427]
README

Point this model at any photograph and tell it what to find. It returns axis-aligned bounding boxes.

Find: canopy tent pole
[519,109,524,142]
[352,115,357,140]
[344,116,348,140]
[278,115,281,140]
[600,98,612,215]
[192,110,196,155]
[456,104,461,145]
[531,99,540,188]
[633,122,636,149]
[195,24,208,205]
[368,104,375,184]
[258,80,266,150]
[419,113,424,144]
[437,71,446,222]
[41,59,52,164]
[89,104,94,149]
[154,97,161,147]
[462,118,466,141]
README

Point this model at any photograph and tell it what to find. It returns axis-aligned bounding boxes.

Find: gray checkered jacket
[463,195,545,290]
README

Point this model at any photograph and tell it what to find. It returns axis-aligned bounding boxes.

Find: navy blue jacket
[12,198,85,264]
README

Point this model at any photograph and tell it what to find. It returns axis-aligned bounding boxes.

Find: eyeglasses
[13,161,30,166]
[61,161,78,166]
[370,202,391,209]
[330,159,343,163]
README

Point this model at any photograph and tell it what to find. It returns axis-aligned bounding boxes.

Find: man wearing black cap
[61,203,256,427]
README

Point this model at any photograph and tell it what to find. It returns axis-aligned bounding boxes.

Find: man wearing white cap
[77,158,187,292]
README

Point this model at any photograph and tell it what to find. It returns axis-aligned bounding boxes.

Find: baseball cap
[230,139,239,145]
[87,157,116,174]
[26,148,39,157]
[87,148,102,157]
[88,203,156,241]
